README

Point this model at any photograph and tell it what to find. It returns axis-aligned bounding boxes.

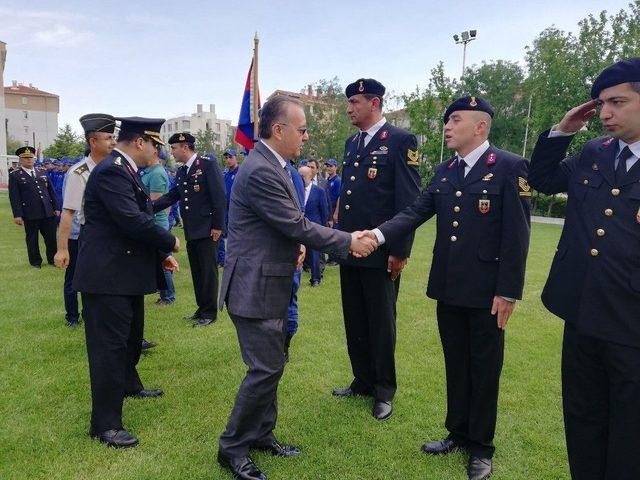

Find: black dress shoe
[421,437,461,455]
[217,452,266,480]
[193,317,216,328]
[468,456,492,480]
[65,319,80,328]
[90,428,139,448]
[141,338,157,350]
[253,440,301,457]
[31,264,42,269]
[373,400,393,420]
[310,280,320,287]
[125,388,164,399]
[332,386,371,397]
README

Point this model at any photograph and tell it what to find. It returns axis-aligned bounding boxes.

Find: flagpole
[252,33,259,142]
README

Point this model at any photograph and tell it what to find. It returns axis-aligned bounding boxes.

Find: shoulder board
[74,163,89,175]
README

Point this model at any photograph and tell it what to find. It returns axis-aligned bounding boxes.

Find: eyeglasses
[277,123,308,136]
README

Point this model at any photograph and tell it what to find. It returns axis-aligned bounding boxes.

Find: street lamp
[453,29,477,79]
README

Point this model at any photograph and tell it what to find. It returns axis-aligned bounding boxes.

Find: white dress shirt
[359,117,387,148]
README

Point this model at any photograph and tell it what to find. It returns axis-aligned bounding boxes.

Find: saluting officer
[73,117,179,448]
[54,113,116,328]
[8,146,60,268]
[153,132,226,327]
[333,78,421,421]
[529,58,640,480]
[372,96,531,480]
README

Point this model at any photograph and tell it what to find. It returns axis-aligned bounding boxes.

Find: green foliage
[6,135,21,154]
[301,77,356,162]
[194,127,225,168]
[43,124,85,158]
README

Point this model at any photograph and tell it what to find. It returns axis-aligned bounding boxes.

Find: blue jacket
[304,184,329,226]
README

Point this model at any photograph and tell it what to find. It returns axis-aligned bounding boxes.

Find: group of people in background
[5,58,640,480]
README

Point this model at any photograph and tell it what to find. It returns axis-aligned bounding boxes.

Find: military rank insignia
[368,167,377,179]
[479,199,490,214]
[486,153,496,165]
[380,130,388,140]
[407,149,419,166]
[114,156,122,166]
[518,177,532,197]
[74,164,89,175]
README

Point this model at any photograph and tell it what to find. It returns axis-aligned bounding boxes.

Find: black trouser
[339,265,399,402]
[23,216,57,266]
[82,293,145,433]
[437,302,504,459]
[63,239,80,322]
[562,323,640,480]
[219,314,287,457]
[186,237,218,320]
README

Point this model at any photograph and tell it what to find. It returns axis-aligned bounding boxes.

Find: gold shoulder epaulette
[74,163,89,175]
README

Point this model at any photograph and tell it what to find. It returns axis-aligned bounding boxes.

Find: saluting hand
[492,296,515,330]
[54,249,70,269]
[558,99,600,133]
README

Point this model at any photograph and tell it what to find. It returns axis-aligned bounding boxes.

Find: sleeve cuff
[372,228,386,245]
[500,296,516,303]
[548,125,578,137]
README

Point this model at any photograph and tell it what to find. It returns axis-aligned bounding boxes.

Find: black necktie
[615,146,633,184]
[357,131,367,153]
[457,158,467,184]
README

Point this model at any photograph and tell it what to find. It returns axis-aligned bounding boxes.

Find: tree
[195,126,224,168]
[301,77,355,162]
[6,135,21,155]
[43,124,85,158]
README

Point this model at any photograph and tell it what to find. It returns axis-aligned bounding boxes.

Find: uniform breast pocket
[571,173,603,202]
[468,184,501,216]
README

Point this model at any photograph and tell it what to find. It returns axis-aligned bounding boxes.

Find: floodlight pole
[454,30,477,80]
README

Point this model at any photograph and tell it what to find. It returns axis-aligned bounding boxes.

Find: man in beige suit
[217,96,376,480]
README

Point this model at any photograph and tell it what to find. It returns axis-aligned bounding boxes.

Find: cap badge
[178,133,185,141]
[470,97,478,107]
[358,81,364,93]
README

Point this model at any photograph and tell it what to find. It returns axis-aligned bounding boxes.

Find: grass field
[0,190,570,480]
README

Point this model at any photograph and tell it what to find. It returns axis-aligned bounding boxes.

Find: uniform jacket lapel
[596,138,617,186]
[464,146,496,186]
[443,157,462,189]
[361,122,388,158]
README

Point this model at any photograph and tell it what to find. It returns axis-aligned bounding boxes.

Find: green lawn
[0,191,569,479]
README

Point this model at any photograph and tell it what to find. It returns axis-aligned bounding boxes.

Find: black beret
[79,113,116,134]
[591,57,640,99]
[345,78,386,98]
[168,132,196,144]
[116,116,165,145]
[443,96,494,124]
[16,146,35,158]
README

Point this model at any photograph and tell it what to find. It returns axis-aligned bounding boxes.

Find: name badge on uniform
[479,199,490,214]
[194,184,200,192]
[368,167,377,179]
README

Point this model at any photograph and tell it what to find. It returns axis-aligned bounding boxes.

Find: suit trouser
[287,268,301,338]
[23,216,57,266]
[219,314,287,457]
[437,302,504,458]
[308,249,321,283]
[82,293,145,433]
[186,237,218,320]
[63,238,80,321]
[562,323,640,480]
[339,265,399,402]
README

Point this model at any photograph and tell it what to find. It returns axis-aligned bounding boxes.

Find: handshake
[349,230,379,258]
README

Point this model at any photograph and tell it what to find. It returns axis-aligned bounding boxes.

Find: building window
[23,110,28,119]
[22,97,28,105]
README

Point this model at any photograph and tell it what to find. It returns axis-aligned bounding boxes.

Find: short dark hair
[259,96,303,139]
[307,159,319,168]
[631,82,640,94]
[118,130,149,144]
[185,142,195,151]
[363,94,384,109]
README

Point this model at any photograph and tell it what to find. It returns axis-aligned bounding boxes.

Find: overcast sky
[0,0,631,133]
